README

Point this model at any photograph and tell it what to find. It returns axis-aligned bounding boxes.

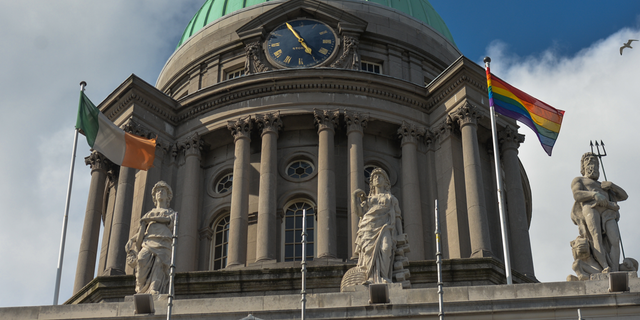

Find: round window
[216,173,233,194]
[286,160,315,179]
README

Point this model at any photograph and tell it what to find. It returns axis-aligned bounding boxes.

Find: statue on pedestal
[125,181,176,294]
[568,152,637,281]
[341,168,410,290]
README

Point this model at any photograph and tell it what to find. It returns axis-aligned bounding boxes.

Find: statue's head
[152,181,173,206]
[580,152,599,180]
[570,236,590,261]
[370,168,391,192]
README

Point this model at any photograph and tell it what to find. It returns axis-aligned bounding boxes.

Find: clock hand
[285,22,313,55]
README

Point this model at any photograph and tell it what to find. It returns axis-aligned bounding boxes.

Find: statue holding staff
[570,152,628,274]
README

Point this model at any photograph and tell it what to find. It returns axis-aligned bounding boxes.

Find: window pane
[286,217,294,229]
[295,231,302,243]
[295,244,302,257]
[285,230,294,243]
[285,245,293,257]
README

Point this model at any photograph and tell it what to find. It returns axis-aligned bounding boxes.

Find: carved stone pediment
[235,0,367,42]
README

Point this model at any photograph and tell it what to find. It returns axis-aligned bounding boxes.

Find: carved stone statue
[568,152,637,280]
[125,181,176,294]
[352,168,407,285]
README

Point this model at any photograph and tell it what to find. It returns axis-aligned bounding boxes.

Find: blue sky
[0,0,639,309]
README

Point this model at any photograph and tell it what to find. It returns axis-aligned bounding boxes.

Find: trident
[589,140,626,259]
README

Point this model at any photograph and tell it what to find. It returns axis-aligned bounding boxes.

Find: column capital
[499,125,525,152]
[398,121,426,146]
[432,116,455,147]
[452,102,482,128]
[344,109,369,134]
[122,119,156,140]
[256,112,282,137]
[314,109,340,134]
[85,151,111,173]
[228,116,252,142]
[178,132,204,159]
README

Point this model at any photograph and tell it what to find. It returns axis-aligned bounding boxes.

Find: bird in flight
[620,39,638,55]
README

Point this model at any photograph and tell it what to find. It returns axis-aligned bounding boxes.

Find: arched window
[283,201,315,262]
[210,214,230,270]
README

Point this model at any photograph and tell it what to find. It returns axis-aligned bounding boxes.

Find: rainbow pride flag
[486,67,564,156]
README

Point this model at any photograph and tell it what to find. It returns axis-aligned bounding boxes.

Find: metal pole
[301,209,307,320]
[167,212,179,320]
[485,57,513,285]
[53,81,85,305]
[435,200,444,320]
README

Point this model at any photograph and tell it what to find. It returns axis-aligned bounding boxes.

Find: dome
[176,0,456,49]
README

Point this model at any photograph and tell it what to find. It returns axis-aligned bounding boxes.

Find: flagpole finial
[80,81,87,92]
[484,56,491,63]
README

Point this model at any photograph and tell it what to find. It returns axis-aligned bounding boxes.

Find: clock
[266,19,338,68]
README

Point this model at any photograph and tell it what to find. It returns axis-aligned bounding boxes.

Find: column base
[225,263,246,269]
[470,249,493,258]
[102,268,126,276]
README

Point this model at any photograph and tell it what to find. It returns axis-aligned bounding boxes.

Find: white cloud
[0,0,201,307]
[484,26,640,282]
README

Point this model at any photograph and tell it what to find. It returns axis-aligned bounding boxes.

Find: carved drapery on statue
[568,152,638,281]
[125,181,176,294]
[341,168,411,291]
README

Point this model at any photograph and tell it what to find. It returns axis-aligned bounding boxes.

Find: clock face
[266,19,338,68]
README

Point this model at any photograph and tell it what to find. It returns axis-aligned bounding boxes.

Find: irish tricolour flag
[75,91,156,170]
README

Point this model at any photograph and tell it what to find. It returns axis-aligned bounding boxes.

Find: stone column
[176,133,203,272]
[344,110,368,259]
[314,109,340,259]
[73,151,109,293]
[453,102,492,258]
[104,165,135,275]
[500,126,535,277]
[398,121,426,260]
[227,117,252,267]
[255,112,282,262]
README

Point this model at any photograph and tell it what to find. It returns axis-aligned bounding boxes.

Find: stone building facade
[68,0,541,305]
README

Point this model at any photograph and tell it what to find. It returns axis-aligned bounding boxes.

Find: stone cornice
[98,74,179,126]
[178,69,429,122]
[425,56,487,112]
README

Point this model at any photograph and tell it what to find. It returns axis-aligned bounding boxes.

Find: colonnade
[72,103,535,294]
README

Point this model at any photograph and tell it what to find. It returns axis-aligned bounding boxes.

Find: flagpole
[53,81,85,305]
[484,57,513,285]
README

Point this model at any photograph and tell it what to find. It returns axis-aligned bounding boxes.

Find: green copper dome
[176,0,456,49]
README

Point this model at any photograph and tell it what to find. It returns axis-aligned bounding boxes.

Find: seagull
[620,39,638,55]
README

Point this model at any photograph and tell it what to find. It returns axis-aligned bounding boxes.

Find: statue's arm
[352,189,366,218]
[602,181,628,201]
[571,177,597,202]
